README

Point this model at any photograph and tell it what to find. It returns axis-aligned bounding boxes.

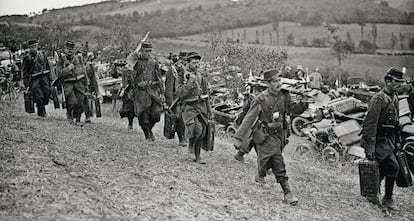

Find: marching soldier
[361,67,405,211]
[164,54,187,147]
[56,41,88,125]
[233,69,299,206]
[22,39,52,117]
[130,42,165,141]
[176,52,211,164]
[84,52,99,123]
[116,60,136,130]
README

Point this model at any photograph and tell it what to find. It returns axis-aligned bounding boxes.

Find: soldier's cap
[28,39,38,47]
[179,51,188,59]
[186,52,201,61]
[262,69,282,82]
[141,41,153,50]
[385,67,404,82]
[65,41,76,49]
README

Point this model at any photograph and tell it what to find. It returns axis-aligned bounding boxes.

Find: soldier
[233,69,299,206]
[176,52,211,164]
[361,67,405,211]
[117,60,136,130]
[130,42,165,141]
[22,39,52,117]
[84,52,99,123]
[56,41,88,125]
[234,82,267,161]
[164,54,186,146]
[308,67,323,89]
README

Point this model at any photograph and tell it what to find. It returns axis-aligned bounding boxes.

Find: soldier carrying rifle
[56,41,88,125]
[22,39,52,117]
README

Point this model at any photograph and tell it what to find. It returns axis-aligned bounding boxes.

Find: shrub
[409,38,414,50]
[358,40,378,54]
[311,37,325,47]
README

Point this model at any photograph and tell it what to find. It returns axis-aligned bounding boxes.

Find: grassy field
[181,22,414,50]
[153,38,414,82]
[1,95,414,220]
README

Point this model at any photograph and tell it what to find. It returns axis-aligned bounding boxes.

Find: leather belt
[64,74,85,82]
[183,94,209,104]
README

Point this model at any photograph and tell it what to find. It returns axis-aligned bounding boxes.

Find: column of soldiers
[20,39,407,209]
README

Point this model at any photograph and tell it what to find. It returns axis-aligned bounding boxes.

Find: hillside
[29,0,410,38]
[1,94,414,220]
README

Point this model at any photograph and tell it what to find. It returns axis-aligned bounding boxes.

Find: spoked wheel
[295,143,313,156]
[322,146,340,166]
[291,116,309,137]
[403,141,414,174]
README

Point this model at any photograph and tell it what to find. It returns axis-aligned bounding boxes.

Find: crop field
[153,38,414,82]
[181,22,414,50]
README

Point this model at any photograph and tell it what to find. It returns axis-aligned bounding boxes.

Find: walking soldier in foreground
[361,67,404,211]
[22,39,52,117]
[56,41,88,125]
[176,52,211,164]
[233,69,298,205]
[130,42,165,141]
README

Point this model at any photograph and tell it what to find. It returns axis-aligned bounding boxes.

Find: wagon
[211,102,243,136]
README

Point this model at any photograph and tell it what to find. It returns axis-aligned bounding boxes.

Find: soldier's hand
[233,138,242,150]
[366,153,375,161]
[67,63,75,71]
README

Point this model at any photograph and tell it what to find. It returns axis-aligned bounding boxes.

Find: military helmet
[28,39,38,47]
[186,51,201,61]
[262,69,281,82]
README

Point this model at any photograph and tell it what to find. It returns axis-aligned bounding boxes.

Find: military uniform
[165,59,186,146]
[131,42,164,140]
[176,52,210,163]
[56,41,88,124]
[84,61,99,122]
[22,40,52,117]
[233,69,298,205]
[117,60,136,129]
[360,67,404,210]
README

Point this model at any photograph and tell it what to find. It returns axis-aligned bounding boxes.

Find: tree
[371,23,378,45]
[355,9,367,41]
[391,32,398,50]
[287,33,294,46]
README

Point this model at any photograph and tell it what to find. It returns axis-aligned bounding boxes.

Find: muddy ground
[1,99,413,221]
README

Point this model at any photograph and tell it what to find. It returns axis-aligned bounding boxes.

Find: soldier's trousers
[31,76,50,109]
[379,153,400,179]
[239,138,256,155]
[137,101,162,130]
[65,88,86,120]
[187,115,207,158]
[84,97,92,118]
[257,136,288,182]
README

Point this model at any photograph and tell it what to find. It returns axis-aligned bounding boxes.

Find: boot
[148,130,155,142]
[255,174,265,184]
[37,105,46,117]
[280,178,298,206]
[382,197,400,211]
[142,127,150,140]
[85,116,91,123]
[234,151,244,162]
[128,125,133,130]
[75,117,83,126]
[66,112,74,124]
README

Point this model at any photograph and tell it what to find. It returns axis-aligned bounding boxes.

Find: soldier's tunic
[57,54,88,120]
[22,50,51,114]
[85,62,99,118]
[165,63,185,142]
[176,68,210,151]
[119,67,135,121]
[234,89,291,181]
[132,55,164,131]
[361,89,400,178]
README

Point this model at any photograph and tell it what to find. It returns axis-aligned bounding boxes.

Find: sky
[0,0,104,16]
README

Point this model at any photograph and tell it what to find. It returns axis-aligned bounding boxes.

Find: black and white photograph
[0,0,413,220]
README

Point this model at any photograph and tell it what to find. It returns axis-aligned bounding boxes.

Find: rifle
[126,31,151,68]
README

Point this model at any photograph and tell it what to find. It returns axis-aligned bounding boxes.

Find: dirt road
[1,101,413,220]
